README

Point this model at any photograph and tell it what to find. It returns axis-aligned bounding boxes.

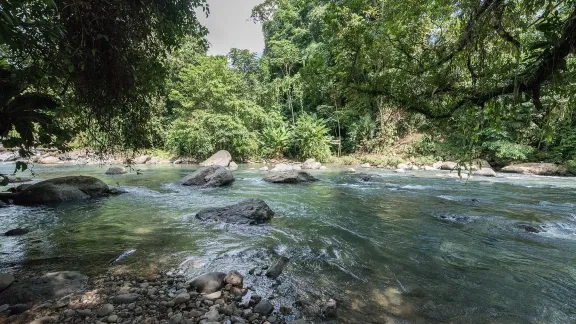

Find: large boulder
[189,272,226,294]
[468,159,491,170]
[271,163,300,172]
[473,168,496,177]
[133,155,151,164]
[39,156,61,164]
[228,161,239,171]
[264,171,318,184]
[195,199,274,225]
[501,163,568,176]
[200,150,232,167]
[180,166,235,188]
[301,159,322,170]
[440,161,458,170]
[105,167,127,175]
[0,271,87,305]
[0,151,18,162]
[13,176,111,205]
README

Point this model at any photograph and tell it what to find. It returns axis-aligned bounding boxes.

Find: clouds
[198,0,265,56]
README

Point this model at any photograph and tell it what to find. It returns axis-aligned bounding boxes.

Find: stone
[360,163,371,168]
[29,316,58,324]
[346,168,356,173]
[0,304,8,312]
[196,199,274,225]
[279,306,291,315]
[264,171,319,184]
[96,304,115,317]
[173,159,183,165]
[105,167,127,175]
[265,256,290,279]
[501,163,568,176]
[15,183,32,192]
[395,169,406,173]
[77,309,93,317]
[189,310,204,317]
[440,161,458,170]
[228,161,239,171]
[224,271,243,286]
[204,305,220,321]
[170,313,183,324]
[301,159,321,170]
[259,166,269,171]
[203,291,221,300]
[222,303,235,316]
[321,299,337,318]
[8,303,28,314]
[0,271,87,305]
[64,309,76,317]
[113,293,140,304]
[397,163,410,170]
[432,161,443,169]
[253,300,273,316]
[200,150,232,167]
[13,176,112,205]
[473,168,496,177]
[231,315,245,324]
[134,155,151,164]
[423,166,437,171]
[4,228,30,236]
[270,163,296,172]
[0,151,18,162]
[519,224,542,233]
[189,272,226,294]
[107,314,118,323]
[39,156,61,164]
[180,166,235,188]
[173,292,190,305]
[6,175,32,183]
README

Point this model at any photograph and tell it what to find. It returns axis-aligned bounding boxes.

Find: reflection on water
[1,163,576,323]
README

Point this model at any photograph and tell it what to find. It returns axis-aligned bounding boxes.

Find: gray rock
[253,300,273,315]
[265,256,290,279]
[231,315,245,324]
[8,303,28,314]
[169,313,183,324]
[113,293,140,304]
[259,166,269,171]
[189,272,226,294]
[301,159,321,170]
[321,299,337,318]
[6,175,32,183]
[360,163,371,168]
[204,305,220,321]
[224,271,243,286]
[105,167,127,175]
[195,199,274,225]
[189,310,204,317]
[0,271,87,305]
[228,161,239,171]
[13,176,111,205]
[39,156,61,164]
[440,161,458,170]
[4,228,30,236]
[0,304,8,312]
[173,292,190,305]
[0,274,14,293]
[107,314,118,323]
[202,291,221,300]
[200,150,232,167]
[96,304,115,317]
[29,316,58,324]
[180,166,235,188]
[263,171,318,184]
[270,163,295,172]
[76,308,93,317]
[501,163,568,176]
[473,168,496,177]
[134,155,151,164]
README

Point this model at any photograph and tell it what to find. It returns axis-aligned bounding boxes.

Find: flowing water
[1,164,576,323]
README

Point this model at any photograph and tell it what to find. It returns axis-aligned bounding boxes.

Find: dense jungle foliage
[1,0,575,166]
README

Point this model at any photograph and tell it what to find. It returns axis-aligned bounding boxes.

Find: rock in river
[105,167,127,175]
[264,171,318,184]
[501,163,568,176]
[265,256,290,279]
[195,199,274,225]
[180,166,235,188]
[473,168,496,177]
[0,273,14,292]
[0,271,87,305]
[189,272,226,293]
[12,176,115,205]
[200,150,232,167]
[4,228,30,236]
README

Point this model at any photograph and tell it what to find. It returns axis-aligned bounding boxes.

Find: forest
[1,0,576,168]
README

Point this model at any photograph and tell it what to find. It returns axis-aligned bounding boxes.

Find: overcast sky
[197,0,265,56]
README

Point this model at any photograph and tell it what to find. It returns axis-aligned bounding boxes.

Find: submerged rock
[189,272,226,293]
[501,163,568,176]
[180,166,235,188]
[195,199,274,225]
[0,271,87,305]
[473,168,496,177]
[518,224,542,233]
[301,158,322,170]
[0,274,14,292]
[105,167,127,175]
[265,256,290,279]
[264,171,318,184]
[13,176,113,205]
[4,228,30,236]
[253,300,274,315]
[200,150,232,167]
[321,299,338,318]
[39,156,61,164]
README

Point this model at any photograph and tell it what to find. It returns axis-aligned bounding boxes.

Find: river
[1,164,576,323]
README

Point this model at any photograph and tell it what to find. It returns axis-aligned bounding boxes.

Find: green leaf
[14,161,28,173]
[0,175,8,186]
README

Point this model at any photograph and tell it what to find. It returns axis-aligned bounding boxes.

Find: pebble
[231,315,246,324]
[9,303,29,314]
[253,300,274,315]
[96,304,115,317]
[107,314,118,323]
[169,313,183,324]
[113,293,140,304]
[203,290,222,300]
[77,308,93,317]
[173,292,190,305]
[0,304,8,312]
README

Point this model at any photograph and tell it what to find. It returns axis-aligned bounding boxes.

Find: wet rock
[13,176,112,205]
[189,272,226,294]
[473,168,496,177]
[200,150,232,167]
[169,313,183,324]
[39,156,61,164]
[204,305,220,321]
[4,228,29,236]
[134,155,151,164]
[76,308,93,317]
[228,161,239,171]
[264,171,318,184]
[113,293,140,304]
[224,271,243,286]
[423,166,438,171]
[231,315,245,323]
[0,304,8,312]
[195,199,274,225]
[105,167,127,175]
[292,319,309,324]
[173,292,190,305]
[0,271,87,305]
[107,314,118,323]
[279,306,291,315]
[29,316,58,324]
[501,163,568,176]
[6,175,32,183]
[9,303,29,314]
[518,224,542,233]
[203,291,221,300]
[222,303,235,315]
[253,300,273,316]
[265,256,290,279]
[180,166,235,188]
[96,304,115,317]
[270,163,298,172]
[440,161,458,170]
[301,159,322,170]
[321,299,337,318]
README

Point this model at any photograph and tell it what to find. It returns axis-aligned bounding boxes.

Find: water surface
[1,163,576,323]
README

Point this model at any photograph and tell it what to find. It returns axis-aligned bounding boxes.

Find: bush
[261,126,290,158]
[290,113,332,161]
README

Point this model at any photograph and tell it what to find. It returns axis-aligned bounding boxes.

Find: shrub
[261,126,290,159]
[290,113,332,161]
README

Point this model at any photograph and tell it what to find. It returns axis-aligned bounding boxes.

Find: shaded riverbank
[2,164,576,323]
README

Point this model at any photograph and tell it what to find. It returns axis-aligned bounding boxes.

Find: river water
[1,164,576,323]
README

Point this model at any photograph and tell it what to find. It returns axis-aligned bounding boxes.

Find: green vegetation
[1,0,576,166]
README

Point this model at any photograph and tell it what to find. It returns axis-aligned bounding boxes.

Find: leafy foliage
[290,113,332,161]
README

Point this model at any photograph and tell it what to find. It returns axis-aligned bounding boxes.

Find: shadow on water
[1,164,576,322]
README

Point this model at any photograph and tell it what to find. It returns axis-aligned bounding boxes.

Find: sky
[197,0,265,56]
